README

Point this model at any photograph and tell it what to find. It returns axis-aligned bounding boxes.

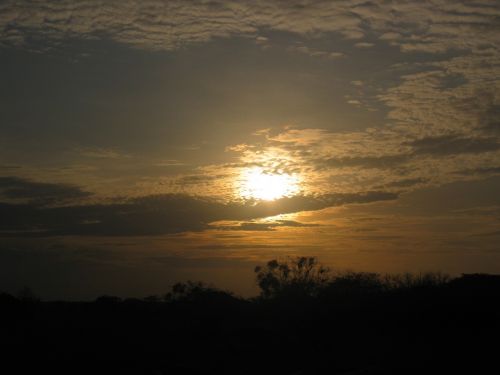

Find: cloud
[154,160,186,167]
[0,0,362,51]
[0,165,21,170]
[354,42,374,48]
[480,105,500,135]
[472,230,500,237]
[2,1,500,242]
[0,176,92,206]
[455,167,500,177]
[316,154,409,170]
[379,63,500,140]
[76,147,131,159]
[215,123,500,206]
[175,174,227,185]
[1,0,498,56]
[2,2,498,168]
[0,183,397,237]
[407,135,500,156]
[211,219,319,232]
[379,32,401,41]
[381,178,429,189]
[288,44,346,59]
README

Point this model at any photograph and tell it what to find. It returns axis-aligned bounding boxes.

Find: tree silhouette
[254,256,329,298]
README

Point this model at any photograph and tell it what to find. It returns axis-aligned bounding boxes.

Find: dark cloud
[438,73,468,90]
[176,174,227,185]
[455,167,500,176]
[407,135,500,156]
[0,186,397,237]
[0,165,21,170]
[0,176,92,205]
[380,178,429,189]
[471,230,500,237]
[230,191,398,222]
[481,105,500,135]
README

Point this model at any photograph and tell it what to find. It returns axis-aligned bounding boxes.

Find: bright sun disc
[240,167,300,201]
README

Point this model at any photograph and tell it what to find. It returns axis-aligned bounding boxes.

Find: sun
[240,167,300,201]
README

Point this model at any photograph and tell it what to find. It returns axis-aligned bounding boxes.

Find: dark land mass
[2,258,500,374]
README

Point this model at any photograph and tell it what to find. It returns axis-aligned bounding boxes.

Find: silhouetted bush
[0,291,17,304]
[254,256,329,298]
[143,295,161,303]
[381,271,450,290]
[16,286,40,302]
[164,280,238,304]
[322,271,384,297]
[95,295,122,304]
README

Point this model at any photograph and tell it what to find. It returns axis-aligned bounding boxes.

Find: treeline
[1,257,500,375]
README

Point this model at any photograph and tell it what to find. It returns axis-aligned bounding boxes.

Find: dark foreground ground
[2,273,500,374]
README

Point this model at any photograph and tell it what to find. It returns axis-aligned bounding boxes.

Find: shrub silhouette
[95,295,122,304]
[381,271,450,290]
[164,280,237,304]
[16,286,40,302]
[254,256,329,298]
[323,271,383,295]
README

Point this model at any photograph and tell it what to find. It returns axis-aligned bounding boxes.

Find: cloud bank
[0,177,397,237]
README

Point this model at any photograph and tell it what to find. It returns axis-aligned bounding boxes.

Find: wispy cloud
[76,147,131,159]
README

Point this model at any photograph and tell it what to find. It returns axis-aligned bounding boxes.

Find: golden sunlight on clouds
[239,167,300,201]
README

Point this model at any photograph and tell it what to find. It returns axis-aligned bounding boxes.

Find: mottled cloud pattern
[1,0,500,237]
[1,1,499,53]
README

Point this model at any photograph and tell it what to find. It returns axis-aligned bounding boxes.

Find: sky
[1,0,500,300]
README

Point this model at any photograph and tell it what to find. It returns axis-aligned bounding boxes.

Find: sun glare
[240,167,300,201]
